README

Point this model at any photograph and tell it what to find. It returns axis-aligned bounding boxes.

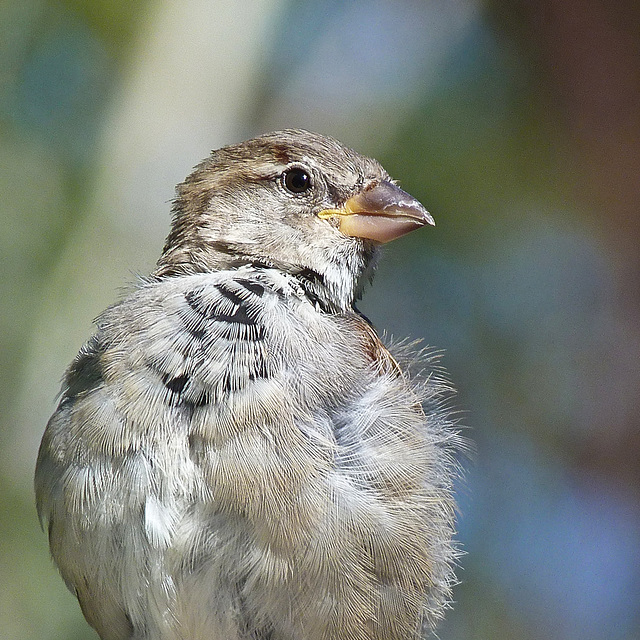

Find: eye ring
[282,167,313,194]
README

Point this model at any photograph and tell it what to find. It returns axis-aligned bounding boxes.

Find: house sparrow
[35,129,460,640]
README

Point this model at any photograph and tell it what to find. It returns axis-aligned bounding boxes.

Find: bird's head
[156,129,433,311]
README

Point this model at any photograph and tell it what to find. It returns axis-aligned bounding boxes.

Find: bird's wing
[34,270,285,639]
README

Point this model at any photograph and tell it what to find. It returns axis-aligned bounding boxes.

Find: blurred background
[2,0,639,638]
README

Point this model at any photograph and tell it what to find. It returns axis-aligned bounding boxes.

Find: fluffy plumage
[36,129,461,640]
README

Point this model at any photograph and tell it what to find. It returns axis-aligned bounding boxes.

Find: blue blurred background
[2,1,639,638]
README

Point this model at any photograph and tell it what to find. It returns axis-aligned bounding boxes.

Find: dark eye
[282,167,312,194]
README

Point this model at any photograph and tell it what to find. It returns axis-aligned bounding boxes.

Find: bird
[35,129,461,640]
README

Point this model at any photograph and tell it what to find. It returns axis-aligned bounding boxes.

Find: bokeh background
[2,1,639,638]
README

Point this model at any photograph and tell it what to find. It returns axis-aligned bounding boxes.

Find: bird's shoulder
[99,266,381,382]
[42,267,392,454]
[35,265,407,526]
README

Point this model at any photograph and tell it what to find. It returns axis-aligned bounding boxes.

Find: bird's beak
[317,180,434,244]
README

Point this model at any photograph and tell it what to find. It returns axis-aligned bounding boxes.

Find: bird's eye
[282,167,312,194]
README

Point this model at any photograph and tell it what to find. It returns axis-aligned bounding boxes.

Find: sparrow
[35,129,460,640]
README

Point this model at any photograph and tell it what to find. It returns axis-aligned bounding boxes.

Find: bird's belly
[50,336,441,639]
[165,387,435,639]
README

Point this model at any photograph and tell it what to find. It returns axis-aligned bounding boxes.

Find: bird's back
[36,266,457,640]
